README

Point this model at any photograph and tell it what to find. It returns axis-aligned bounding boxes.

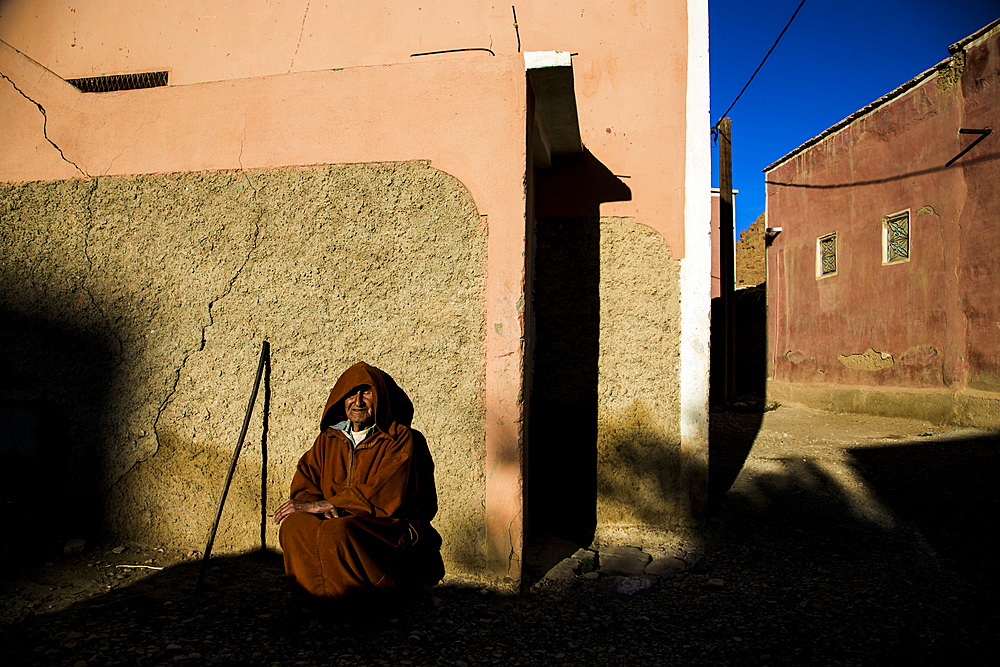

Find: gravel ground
[1,403,996,666]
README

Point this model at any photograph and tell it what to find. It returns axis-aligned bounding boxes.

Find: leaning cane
[195,340,269,594]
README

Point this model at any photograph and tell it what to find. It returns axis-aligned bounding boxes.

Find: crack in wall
[150,178,263,473]
[78,177,134,496]
[507,512,522,576]
[200,207,263,353]
[289,0,312,72]
[0,70,90,177]
[79,178,126,362]
[104,146,128,175]
[237,115,260,198]
[110,176,264,492]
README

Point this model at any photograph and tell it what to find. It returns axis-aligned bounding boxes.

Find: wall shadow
[708,284,768,499]
[846,431,1000,603]
[764,150,998,190]
[526,149,630,572]
[2,451,994,664]
[0,309,114,570]
[595,411,685,525]
[713,447,998,645]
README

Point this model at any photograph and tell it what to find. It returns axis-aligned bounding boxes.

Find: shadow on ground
[708,284,769,500]
[2,432,996,665]
[708,405,765,500]
[847,430,1000,602]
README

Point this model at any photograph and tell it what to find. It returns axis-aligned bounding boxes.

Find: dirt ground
[1,402,996,665]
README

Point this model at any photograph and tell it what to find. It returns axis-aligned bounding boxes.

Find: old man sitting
[274,362,435,598]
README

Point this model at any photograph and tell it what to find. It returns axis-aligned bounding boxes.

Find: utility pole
[718,117,736,403]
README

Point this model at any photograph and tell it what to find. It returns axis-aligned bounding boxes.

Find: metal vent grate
[67,71,168,93]
[820,233,837,275]
[884,211,909,262]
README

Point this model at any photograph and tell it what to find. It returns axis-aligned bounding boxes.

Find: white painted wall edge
[680,0,711,493]
[523,51,572,70]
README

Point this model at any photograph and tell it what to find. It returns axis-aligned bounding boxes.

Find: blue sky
[709,0,1000,234]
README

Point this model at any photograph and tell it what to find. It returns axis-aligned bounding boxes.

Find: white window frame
[882,209,911,265]
[816,232,838,278]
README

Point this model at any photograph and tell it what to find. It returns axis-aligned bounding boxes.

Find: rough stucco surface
[838,348,895,371]
[528,216,682,544]
[0,162,487,571]
[596,217,682,536]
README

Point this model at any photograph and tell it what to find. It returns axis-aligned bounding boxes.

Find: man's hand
[273,498,337,524]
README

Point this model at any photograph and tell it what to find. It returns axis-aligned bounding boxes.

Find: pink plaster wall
[0,0,699,579]
[0,0,690,257]
[0,38,530,578]
[765,25,1000,395]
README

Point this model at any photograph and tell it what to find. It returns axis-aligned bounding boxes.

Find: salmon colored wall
[0,0,706,578]
[0,0,690,257]
[0,39,529,579]
[765,26,1000,402]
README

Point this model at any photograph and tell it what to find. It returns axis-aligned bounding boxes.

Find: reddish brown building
[764,20,1000,428]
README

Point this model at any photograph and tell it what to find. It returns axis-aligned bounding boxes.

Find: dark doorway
[525,149,631,572]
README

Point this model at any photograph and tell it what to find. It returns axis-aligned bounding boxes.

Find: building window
[817,232,837,277]
[883,210,910,263]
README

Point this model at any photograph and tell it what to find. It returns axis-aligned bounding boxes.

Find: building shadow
[2,449,994,664]
[525,149,630,578]
[708,284,768,500]
[0,309,114,570]
[846,431,1000,603]
[709,456,994,662]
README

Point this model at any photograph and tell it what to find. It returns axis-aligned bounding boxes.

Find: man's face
[344,385,375,431]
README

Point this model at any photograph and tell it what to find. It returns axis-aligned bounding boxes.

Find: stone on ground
[646,556,685,576]
[63,539,86,555]
[597,575,656,597]
[599,545,650,576]
[544,561,576,581]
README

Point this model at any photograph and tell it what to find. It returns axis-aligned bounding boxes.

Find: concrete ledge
[767,381,1000,430]
[525,50,582,167]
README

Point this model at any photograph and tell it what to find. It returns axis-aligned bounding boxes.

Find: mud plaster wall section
[0,162,488,572]
[597,218,682,540]
[764,24,1000,429]
[529,216,681,544]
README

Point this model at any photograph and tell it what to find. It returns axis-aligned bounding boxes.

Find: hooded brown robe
[278,362,425,598]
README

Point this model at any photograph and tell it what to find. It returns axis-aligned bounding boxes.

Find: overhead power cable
[713,0,807,130]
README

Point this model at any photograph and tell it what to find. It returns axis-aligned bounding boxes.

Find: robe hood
[321,362,395,432]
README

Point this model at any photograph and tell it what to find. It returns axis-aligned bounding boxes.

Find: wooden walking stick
[196,340,269,594]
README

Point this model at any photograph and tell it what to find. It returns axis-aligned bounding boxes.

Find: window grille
[818,233,837,276]
[883,211,909,263]
[67,71,168,94]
